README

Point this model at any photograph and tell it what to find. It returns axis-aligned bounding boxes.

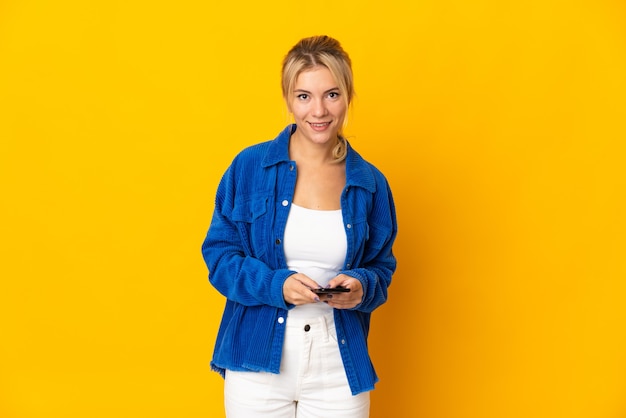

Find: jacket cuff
[270,269,297,309]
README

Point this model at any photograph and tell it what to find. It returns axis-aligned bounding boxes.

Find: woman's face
[288,66,347,148]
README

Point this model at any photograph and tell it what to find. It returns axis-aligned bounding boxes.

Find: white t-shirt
[283,203,347,318]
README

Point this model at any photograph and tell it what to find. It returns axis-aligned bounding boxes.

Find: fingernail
[314,297,320,302]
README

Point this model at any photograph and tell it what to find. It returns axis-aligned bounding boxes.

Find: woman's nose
[311,99,328,117]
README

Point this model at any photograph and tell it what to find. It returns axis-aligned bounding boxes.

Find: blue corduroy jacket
[201,124,398,395]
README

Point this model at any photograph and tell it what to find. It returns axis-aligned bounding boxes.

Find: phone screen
[313,287,350,294]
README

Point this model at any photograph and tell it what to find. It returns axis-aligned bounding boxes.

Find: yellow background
[1,0,625,417]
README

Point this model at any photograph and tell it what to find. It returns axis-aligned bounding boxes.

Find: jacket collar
[262,124,376,193]
[262,124,295,167]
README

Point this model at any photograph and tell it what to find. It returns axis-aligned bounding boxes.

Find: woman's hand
[322,274,363,309]
[283,273,321,305]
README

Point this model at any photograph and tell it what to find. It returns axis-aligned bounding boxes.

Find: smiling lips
[308,121,331,131]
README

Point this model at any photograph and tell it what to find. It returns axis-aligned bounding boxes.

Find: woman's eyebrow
[294,87,339,94]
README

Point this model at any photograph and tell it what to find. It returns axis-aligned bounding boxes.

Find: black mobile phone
[313,286,350,294]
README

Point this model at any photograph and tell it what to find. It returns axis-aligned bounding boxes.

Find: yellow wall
[1,1,625,417]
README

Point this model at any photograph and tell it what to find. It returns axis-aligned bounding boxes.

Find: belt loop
[320,314,330,343]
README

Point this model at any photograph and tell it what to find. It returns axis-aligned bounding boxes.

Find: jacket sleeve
[201,161,295,309]
[342,178,398,313]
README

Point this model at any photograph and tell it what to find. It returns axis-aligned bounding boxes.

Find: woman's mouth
[308,122,331,131]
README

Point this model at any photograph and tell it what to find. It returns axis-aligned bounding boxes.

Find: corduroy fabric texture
[201,124,398,395]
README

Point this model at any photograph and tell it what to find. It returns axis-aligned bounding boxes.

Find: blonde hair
[281,35,354,162]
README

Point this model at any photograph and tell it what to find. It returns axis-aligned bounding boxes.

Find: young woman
[201,35,398,418]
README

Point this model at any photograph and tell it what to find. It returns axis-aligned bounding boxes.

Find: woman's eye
[328,92,340,99]
[297,94,308,100]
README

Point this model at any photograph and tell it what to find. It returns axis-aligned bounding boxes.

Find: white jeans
[224,311,370,418]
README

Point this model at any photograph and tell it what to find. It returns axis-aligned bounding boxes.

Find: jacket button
[275,239,281,245]
[346,224,352,229]
[282,200,289,206]
[304,324,310,332]
[278,317,285,324]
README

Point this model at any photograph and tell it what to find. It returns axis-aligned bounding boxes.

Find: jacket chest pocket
[349,216,388,264]
[231,197,270,259]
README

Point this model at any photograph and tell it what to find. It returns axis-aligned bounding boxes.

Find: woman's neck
[288,133,337,165]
